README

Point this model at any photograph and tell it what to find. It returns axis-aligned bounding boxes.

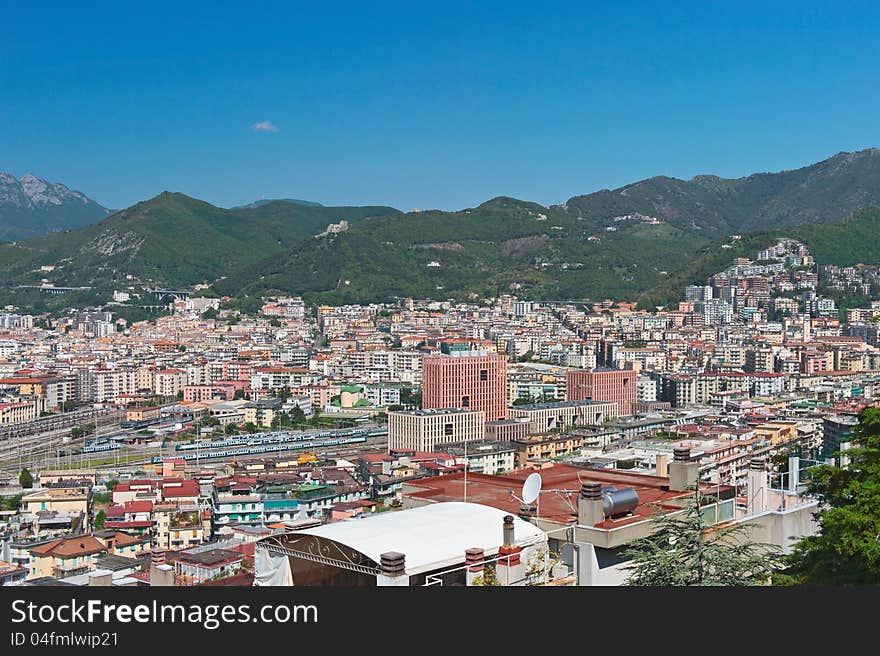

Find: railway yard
[0,411,388,475]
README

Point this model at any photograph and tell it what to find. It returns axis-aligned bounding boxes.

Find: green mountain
[212,149,880,305]
[5,149,880,313]
[0,193,399,301]
[562,148,880,235]
[212,195,704,304]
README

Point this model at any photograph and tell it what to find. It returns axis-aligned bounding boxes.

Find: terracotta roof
[29,536,107,558]
[405,464,732,529]
[109,500,154,514]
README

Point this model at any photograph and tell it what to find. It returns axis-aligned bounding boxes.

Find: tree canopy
[19,468,33,489]
[781,406,880,584]
[623,489,780,586]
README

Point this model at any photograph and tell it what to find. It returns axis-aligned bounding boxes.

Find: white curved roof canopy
[291,502,547,576]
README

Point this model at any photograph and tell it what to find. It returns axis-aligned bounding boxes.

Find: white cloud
[252,121,279,133]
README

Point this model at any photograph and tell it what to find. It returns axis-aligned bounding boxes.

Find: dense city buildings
[0,237,877,588]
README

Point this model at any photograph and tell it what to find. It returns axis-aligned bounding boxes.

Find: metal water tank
[601,487,640,516]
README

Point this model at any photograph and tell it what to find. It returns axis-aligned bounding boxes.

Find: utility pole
[463,440,468,503]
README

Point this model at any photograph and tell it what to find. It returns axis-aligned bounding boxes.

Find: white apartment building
[154,369,187,398]
[388,408,485,452]
[91,368,138,403]
[637,377,657,402]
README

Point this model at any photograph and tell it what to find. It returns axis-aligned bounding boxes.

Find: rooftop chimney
[465,547,485,586]
[149,549,174,587]
[502,514,516,548]
[496,515,524,585]
[377,551,409,587]
[746,457,768,515]
[380,551,405,575]
[577,481,605,527]
[669,448,699,492]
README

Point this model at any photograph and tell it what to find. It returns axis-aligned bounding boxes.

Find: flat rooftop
[404,464,733,530]
[390,408,482,416]
[510,400,614,411]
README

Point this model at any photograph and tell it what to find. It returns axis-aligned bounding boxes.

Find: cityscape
[0,230,877,587]
[3,3,880,610]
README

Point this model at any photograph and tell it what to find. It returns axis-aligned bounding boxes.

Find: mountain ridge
[231,198,324,209]
[4,149,880,311]
[561,147,880,234]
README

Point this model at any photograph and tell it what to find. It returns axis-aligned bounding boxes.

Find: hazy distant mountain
[231,198,324,209]
[0,172,110,241]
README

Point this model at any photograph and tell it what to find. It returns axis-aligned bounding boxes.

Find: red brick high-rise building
[566,368,636,416]
[422,351,508,420]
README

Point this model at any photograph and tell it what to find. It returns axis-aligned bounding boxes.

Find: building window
[444,423,453,436]
[480,369,488,381]
[461,396,470,407]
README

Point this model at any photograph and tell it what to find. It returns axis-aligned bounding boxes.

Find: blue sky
[2,1,879,211]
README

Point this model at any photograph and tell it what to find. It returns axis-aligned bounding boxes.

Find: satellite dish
[522,473,542,505]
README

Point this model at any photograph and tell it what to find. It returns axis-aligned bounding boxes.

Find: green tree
[94,510,106,530]
[399,387,421,408]
[623,490,780,586]
[19,468,33,489]
[225,423,239,435]
[781,406,880,584]
[0,494,22,511]
[233,389,245,400]
[245,422,258,434]
[202,415,220,427]
[290,407,306,425]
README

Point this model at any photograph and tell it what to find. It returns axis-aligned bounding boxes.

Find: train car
[120,419,160,430]
[81,442,120,454]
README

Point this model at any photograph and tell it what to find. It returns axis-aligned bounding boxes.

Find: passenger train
[174,426,386,451]
[152,435,369,463]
